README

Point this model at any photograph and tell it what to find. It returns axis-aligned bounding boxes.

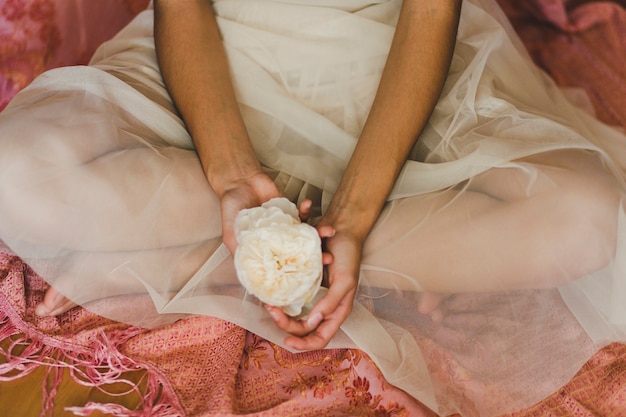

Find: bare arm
[154,0,282,251]
[154,0,260,194]
[270,0,462,350]
[330,0,461,241]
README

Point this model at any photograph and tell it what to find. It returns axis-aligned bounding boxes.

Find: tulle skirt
[1,0,626,415]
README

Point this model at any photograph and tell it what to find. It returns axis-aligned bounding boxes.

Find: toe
[417,292,444,315]
[36,286,76,316]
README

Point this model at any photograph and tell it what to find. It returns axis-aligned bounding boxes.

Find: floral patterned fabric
[0,250,435,417]
[1,248,626,416]
[0,0,149,110]
[1,0,626,416]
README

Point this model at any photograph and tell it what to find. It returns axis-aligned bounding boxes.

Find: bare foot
[33,240,226,317]
[35,286,77,317]
[417,292,445,323]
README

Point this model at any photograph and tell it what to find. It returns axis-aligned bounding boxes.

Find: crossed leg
[2,87,622,320]
[0,90,227,316]
[362,149,621,315]
[29,149,625,318]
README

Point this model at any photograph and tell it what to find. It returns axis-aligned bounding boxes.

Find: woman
[1,0,624,415]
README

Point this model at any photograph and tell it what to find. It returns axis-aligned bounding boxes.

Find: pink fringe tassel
[0,254,184,417]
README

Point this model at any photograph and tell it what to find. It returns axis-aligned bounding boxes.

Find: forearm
[325,0,462,239]
[154,0,261,197]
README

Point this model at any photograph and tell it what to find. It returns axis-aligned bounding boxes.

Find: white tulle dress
[1,0,626,415]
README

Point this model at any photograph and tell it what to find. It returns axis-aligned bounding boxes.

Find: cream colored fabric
[1,0,626,415]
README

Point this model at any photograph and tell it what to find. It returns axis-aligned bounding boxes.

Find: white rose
[233,198,323,316]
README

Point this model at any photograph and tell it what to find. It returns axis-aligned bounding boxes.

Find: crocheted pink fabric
[2,247,626,416]
[0,249,436,416]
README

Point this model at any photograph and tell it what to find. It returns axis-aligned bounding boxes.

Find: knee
[552,175,621,282]
[0,146,63,242]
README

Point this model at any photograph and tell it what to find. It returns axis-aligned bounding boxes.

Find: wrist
[192,130,263,198]
[324,188,383,242]
[207,161,264,198]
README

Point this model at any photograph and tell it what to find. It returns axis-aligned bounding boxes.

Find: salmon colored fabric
[2,249,626,416]
[498,0,626,130]
[0,250,435,417]
[0,0,150,110]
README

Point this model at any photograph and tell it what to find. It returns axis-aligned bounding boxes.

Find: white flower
[234,198,323,316]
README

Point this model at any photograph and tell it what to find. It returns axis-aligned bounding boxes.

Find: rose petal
[234,198,323,316]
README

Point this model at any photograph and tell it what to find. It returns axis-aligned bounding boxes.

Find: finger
[284,320,340,350]
[318,226,335,266]
[298,199,312,222]
[284,293,354,350]
[418,292,446,323]
[322,252,333,265]
[316,224,335,238]
[272,273,356,345]
[265,305,324,337]
[219,204,239,254]
[313,269,357,317]
[36,286,76,316]
[221,225,238,255]
[417,292,444,314]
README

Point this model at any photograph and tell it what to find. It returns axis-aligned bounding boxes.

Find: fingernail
[306,312,323,328]
[267,309,280,322]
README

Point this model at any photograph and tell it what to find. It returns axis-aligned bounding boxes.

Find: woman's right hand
[217,171,284,255]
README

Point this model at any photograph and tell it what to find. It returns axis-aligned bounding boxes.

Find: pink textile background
[498,0,626,130]
[1,0,625,128]
[2,249,626,417]
[0,0,149,110]
[1,0,626,416]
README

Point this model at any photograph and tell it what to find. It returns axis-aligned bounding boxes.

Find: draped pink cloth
[0,0,149,110]
[498,0,626,130]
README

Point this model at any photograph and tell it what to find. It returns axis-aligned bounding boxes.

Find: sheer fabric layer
[1,0,625,416]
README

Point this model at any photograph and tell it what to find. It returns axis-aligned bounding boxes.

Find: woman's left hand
[266,222,362,350]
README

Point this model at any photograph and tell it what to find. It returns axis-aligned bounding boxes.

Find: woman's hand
[218,171,315,255]
[266,220,362,350]
[218,172,283,254]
